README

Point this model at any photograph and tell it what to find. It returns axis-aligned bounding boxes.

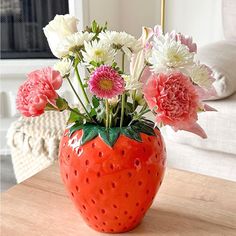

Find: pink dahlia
[88,65,125,99]
[16,67,62,117]
[143,72,207,138]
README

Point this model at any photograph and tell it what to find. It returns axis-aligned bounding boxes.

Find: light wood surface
[1,163,236,236]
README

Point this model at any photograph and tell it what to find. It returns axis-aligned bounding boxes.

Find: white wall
[165,0,224,46]
[86,0,160,37]
[86,0,224,46]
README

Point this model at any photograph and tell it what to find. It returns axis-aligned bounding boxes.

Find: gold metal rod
[161,0,166,33]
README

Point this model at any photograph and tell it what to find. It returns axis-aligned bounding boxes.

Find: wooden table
[1,164,236,236]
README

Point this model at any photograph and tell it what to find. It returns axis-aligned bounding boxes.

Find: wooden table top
[1,163,236,236]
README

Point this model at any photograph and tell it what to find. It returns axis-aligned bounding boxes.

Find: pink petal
[153,25,163,36]
[140,66,152,84]
[203,104,217,112]
[180,123,207,139]
[196,86,218,100]
[139,27,153,46]
[45,67,63,90]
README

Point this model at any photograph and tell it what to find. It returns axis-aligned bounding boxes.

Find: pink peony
[88,65,125,99]
[16,67,62,117]
[143,72,207,138]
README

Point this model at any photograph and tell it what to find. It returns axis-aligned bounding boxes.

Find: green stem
[109,111,112,128]
[76,52,92,77]
[105,100,109,130]
[138,108,150,117]
[132,90,137,111]
[74,66,90,104]
[120,94,126,128]
[66,78,93,122]
[120,52,126,128]
[140,103,148,113]
[128,108,150,126]
[121,52,125,73]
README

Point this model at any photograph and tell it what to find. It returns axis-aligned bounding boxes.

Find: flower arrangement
[16,14,216,146]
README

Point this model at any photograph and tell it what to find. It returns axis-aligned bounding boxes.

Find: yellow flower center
[172,54,181,62]
[99,79,113,90]
[94,49,104,57]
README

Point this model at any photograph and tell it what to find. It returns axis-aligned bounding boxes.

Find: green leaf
[56,97,68,111]
[67,108,83,124]
[69,122,83,137]
[104,22,108,31]
[45,103,57,111]
[121,127,142,142]
[99,128,120,147]
[92,96,100,108]
[89,108,97,117]
[111,62,117,68]
[92,20,98,33]
[81,124,99,145]
[90,61,98,67]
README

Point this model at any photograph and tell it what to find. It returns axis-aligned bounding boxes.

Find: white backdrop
[86,0,224,46]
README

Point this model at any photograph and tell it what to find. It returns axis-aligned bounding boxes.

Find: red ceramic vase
[59,128,166,233]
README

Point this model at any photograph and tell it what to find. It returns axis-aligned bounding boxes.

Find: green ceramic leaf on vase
[99,127,120,147]
[121,126,142,142]
[81,125,99,145]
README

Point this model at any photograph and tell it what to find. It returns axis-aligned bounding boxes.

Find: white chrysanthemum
[82,40,116,65]
[123,74,143,91]
[189,63,214,88]
[149,35,194,73]
[54,58,72,77]
[58,32,95,57]
[99,31,142,57]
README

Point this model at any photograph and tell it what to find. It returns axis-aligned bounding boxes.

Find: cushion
[162,93,236,156]
[196,40,236,99]
[222,0,236,40]
[165,140,236,181]
[7,111,69,183]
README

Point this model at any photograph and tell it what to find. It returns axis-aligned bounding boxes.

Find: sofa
[160,0,236,181]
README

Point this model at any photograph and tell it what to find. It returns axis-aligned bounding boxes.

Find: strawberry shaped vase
[59,122,166,233]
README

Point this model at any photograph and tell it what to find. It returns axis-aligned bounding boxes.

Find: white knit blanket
[7,111,69,183]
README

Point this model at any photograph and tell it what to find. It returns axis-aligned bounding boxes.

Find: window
[0,0,69,59]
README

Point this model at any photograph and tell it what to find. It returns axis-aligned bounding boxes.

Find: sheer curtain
[0,0,68,59]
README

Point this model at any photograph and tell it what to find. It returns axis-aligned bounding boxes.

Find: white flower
[82,40,116,65]
[57,32,95,57]
[149,35,194,73]
[108,96,119,106]
[135,91,146,106]
[43,14,78,58]
[123,74,143,91]
[99,31,142,58]
[54,58,73,77]
[189,63,215,89]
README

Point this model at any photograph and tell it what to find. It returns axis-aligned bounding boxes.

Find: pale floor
[0,155,16,192]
